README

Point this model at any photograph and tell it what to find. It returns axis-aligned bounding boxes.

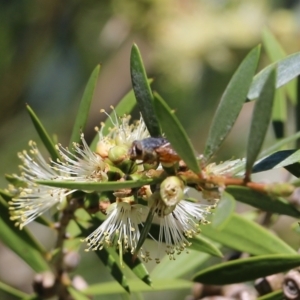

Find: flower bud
[108,145,137,174]
[96,139,114,158]
[33,271,56,298]
[265,183,295,197]
[63,251,81,272]
[160,176,184,206]
[108,145,128,163]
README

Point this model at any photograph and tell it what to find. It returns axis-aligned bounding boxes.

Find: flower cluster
[7,110,237,262]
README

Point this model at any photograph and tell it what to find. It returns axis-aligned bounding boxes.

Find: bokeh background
[1,0,300,299]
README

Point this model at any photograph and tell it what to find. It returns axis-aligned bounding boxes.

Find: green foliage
[153,92,200,173]
[204,45,261,161]
[193,254,300,284]
[246,67,276,175]
[69,65,100,151]
[3,41,300,299]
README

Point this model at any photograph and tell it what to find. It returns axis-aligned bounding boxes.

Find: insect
[128,137,181,164]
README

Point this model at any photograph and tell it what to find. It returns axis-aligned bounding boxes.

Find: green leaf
[151,249,212,279]
[204,45,261,161]
[0,197,50,272]
[246,67,276,175]
[89,88,137,151]
[95,248,130,293]
[253,150,296,173]
[211,192,235,229]
[123,253,152,286]
[153,92,200,174]
[263,28,285,62]
[69,65,100,150]
[226,186,300,218]
[83,279,192,295]
[272,90,286,120]
[148,223,222,257]
[248,51,300,100]
[0,280,30,299]
[193,254,300,285]
[26,105,60,161]
[258,290,284,300]
[253,149,300,177]
[130,44,160,137]
[36,179,157,192]
[134,207,155,257]
[201,213,296,255]
[190,235,223,257]
[68,287,91,300]
[259,131,300,158]
[262,28,296,104]
[76,222,130,293]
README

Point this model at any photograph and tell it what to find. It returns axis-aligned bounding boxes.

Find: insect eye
[134,142,143,156]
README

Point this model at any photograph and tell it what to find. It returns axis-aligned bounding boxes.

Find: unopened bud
[108,145,137,174]
[72,275,88,291]
[96,140,113,158]
[63,251,81,272]
[160,176,184,206]
[33,271,56,298]
[108,146,128,163]
[265,183,295,197]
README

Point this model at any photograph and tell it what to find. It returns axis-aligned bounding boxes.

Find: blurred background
[1,0,300,299]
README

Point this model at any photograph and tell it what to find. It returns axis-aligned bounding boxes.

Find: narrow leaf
[151,249,212,279]
[95,248,130,293]
[190,235,223,257]
[193,254,300,285]
[211,192,235,229]
[0,198,50,272]
[259,131,300,158]
[123,253,152,286]
[68,287,91,300]
[226,186,300,218]
[263,28,296,104]
[149,223,222,257]
[246,67,276,175]
[26,105,60,161]
[130,44,160,137]
[134,207,155,257]
[253,150,296,173]
[69,65,100,150]
[258,290,284,300]
[77,222,130,293]
[36,179,157,192]
[83,279,192,295]
[248,52,300,100]
[0,280,30,299]
[201,213,296,255]
[272,88,286,139]
[253,149,300,177]
[204,45,261,160]
[89,88,137,151]
[153,92,200,174]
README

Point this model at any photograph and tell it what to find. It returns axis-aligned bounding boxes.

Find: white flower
[151,196,211,263]
[84,201,149,264]
[96,108,149,158]
[53,133,108,182]
[8,141,73,229]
